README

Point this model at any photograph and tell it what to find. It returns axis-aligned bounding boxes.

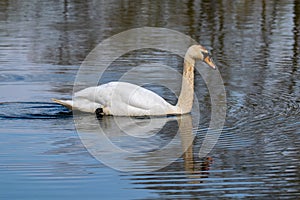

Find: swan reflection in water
[75,113,212,176]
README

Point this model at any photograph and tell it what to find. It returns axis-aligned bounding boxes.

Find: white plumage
[52,45,216,116]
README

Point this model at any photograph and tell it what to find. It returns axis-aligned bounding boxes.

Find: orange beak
[204,56,216,70]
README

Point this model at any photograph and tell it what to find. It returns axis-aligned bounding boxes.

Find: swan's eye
[202,51,210,60]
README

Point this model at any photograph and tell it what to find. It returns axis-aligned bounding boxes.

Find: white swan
[52,45,216,116]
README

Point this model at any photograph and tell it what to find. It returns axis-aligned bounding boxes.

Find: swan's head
[187,45,216,69]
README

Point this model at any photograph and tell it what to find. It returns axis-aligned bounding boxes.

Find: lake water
[1,0,299,199]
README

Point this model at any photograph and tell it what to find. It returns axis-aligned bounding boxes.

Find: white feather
[52,45,216,116]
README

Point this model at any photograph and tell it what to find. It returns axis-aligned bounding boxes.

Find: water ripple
[0,102,72,120]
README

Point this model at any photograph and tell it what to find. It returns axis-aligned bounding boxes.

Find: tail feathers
[52,98,73,110]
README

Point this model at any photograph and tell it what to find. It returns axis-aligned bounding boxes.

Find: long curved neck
[176,55,195,114]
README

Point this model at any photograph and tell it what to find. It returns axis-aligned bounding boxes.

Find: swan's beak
[204,56,216,70]
[202,51,216,70]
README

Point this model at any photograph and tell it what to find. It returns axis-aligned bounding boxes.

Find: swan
[52,45,216,116]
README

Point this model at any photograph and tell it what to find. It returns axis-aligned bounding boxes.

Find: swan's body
[54,82,179,115]
[53,45,216,116]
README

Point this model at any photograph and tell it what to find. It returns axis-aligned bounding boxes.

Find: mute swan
[52,45,216,116]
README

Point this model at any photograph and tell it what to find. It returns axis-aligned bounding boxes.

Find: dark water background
[0,0,299,199]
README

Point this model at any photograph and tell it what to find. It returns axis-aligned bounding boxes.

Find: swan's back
[75,82,177,116]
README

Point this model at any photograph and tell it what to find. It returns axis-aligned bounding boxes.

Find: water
[1,0,300,199]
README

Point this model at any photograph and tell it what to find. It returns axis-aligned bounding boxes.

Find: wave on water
[0,102,72,120]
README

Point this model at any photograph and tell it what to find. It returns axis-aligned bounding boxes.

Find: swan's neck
[176,56,195,114]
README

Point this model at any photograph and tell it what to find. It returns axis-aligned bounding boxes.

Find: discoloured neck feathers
[176,53,196,114]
